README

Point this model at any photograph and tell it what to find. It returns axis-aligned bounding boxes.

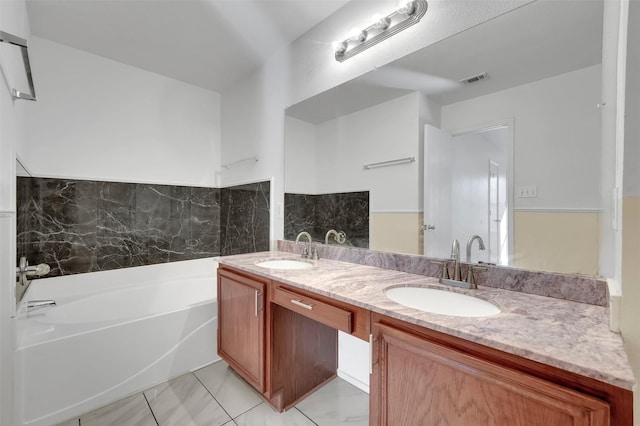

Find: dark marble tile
[284,191,369,248]
[284,193,316,241]
[189,186,221,258]
[17,176,266,276]
[17,178,98,276]
[136,184,191,264]
[96,181,145,271]
[220,181,270,256]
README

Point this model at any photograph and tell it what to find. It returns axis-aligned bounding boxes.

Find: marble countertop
[217,251,636,390]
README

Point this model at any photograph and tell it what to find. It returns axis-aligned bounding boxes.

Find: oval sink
[256,259,314,270]
[385,287,500,317]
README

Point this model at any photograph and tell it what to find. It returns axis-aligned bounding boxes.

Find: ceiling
[26,0,351,92]
[287,0,604,124]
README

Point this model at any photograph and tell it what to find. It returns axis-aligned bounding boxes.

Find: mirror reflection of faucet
[439,237,487,290]
[466,235,486,262]
[325,229,346,245]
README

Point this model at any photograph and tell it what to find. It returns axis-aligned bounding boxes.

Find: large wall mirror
[284,0,603,276]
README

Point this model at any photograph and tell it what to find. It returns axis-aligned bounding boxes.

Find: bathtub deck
[57,360,369,426]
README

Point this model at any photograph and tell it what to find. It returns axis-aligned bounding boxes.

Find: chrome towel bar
[0,30,37,101]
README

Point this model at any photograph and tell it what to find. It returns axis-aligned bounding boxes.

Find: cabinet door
[371,323,610,426]
[218,269,265,392]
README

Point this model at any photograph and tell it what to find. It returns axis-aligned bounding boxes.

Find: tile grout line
[192,371,236,422]
[194,365,264,422]
[142,392,160,426]
[294,407,319,426]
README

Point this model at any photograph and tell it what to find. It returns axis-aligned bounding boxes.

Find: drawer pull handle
[255,290,261,317]
[291,299,313,310]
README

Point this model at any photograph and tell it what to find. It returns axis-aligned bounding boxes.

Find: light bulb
[397,0,416,15]
[332,40,347,55]
[372,14,391,30]
[349,27,367,43]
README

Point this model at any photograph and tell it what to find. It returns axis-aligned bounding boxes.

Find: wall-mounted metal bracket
[0,30,37,101]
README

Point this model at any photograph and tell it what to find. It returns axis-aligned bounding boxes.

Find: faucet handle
[432,261,449,280]
[301,246,309,258]
[465,265,488,286]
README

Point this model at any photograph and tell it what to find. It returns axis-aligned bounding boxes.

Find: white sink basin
[256,259,314,270]
[385,287,500,317]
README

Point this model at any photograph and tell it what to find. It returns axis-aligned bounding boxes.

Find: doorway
[423,123,512,265]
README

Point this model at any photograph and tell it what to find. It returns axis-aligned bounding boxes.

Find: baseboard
[337,369,370,394]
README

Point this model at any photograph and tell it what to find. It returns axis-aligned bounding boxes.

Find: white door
[488,161,500,264]
[423,125,453,258]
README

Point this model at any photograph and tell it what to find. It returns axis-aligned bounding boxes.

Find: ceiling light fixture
[333,0,428,63]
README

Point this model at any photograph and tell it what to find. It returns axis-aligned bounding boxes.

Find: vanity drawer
[272,286,353,334]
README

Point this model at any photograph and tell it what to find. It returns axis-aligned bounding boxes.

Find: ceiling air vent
[459,72,488,85]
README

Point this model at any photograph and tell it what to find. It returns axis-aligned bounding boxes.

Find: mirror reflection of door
[488,160,500,264]
[424,124,511,265]
[423,125,452,259]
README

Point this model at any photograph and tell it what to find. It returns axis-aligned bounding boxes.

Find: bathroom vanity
[216,252,634,425]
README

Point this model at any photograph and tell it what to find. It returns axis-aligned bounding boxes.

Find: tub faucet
[466,235,486,262]
[16,256,51,302]
[26,300,56,311]
[450,239,461,281]
[295,231,315,259]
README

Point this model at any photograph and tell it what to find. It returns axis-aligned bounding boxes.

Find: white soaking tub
[14,258,220,426]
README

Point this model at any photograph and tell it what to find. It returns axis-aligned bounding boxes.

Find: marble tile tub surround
[17,177,270,276]
[284,191,369,248]
[219,251,635,390]
[220,181,271,256]
[278,240,608,307]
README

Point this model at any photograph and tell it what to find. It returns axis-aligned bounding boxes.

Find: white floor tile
[295,378,368,425]
[234,403,316,426]
[144,373,230,426]
[79,393,156,426]
[55,419,79,426]
[195,361,263,418]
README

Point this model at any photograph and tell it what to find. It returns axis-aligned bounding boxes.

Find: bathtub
[14,258,220,426]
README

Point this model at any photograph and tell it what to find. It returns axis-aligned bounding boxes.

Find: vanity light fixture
[333,0,428,63]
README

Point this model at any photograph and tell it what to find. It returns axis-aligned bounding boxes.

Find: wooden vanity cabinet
[370,313,632,426]
[217,266,370,411]
[218,265,632,425]
[217,267,268,392]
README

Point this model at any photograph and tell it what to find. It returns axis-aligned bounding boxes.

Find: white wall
[442,65,602,211]
[316,92,420,212]
[0,0,32,423]
[284,115,317,194]
[24,37,221,186]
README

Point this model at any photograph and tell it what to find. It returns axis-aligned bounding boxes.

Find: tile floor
[57,360,369,426]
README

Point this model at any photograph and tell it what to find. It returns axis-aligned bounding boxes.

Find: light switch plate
[517,186,538,198]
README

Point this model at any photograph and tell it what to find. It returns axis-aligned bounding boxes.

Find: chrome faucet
[26,300,56,311]
[324,229,346,245]
[16,256,51,302]
[295,231,316,259]
[450,239,461,281]
[295,231,312,244]
[466,235,486,262]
